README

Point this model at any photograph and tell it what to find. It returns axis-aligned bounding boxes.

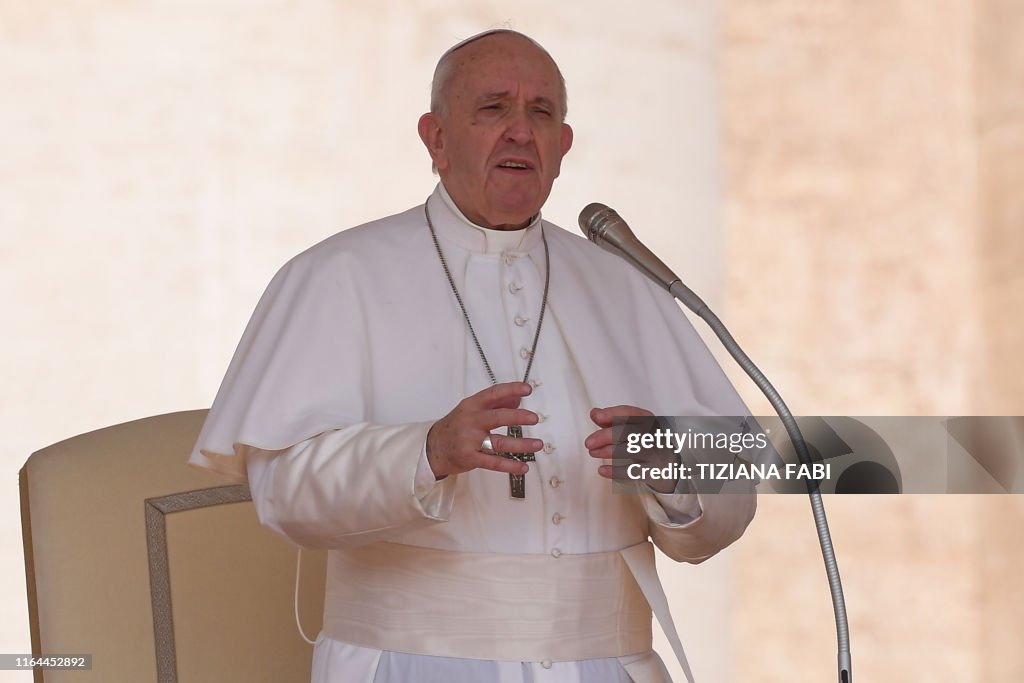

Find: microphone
[578,203,708,316]
[579,202,854,683]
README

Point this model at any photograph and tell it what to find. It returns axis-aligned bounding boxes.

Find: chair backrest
[20,410,326,682]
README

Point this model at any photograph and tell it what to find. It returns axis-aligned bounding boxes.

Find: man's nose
[503,107,534,145]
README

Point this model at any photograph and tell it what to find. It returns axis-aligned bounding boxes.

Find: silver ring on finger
[480,435,493,452]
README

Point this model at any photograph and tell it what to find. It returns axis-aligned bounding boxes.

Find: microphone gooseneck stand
[580,204,853,683]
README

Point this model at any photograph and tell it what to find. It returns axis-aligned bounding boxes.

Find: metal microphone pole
[581,205,853,683]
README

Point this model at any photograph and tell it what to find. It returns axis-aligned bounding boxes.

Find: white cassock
[190,183,759,683]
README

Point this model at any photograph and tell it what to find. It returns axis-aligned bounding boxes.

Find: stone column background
[721,1,1024,681]
[2,1,1022,682]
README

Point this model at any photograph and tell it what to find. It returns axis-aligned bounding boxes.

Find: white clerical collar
[429,182,543,255]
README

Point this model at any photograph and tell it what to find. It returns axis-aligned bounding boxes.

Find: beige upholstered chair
[20,410,326,682]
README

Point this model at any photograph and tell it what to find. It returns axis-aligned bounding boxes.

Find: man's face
[418,35,573,229]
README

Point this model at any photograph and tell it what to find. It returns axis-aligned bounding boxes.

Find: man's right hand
[426,382,542,479]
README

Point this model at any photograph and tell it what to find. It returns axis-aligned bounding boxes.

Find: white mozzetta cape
[190,184,757,683]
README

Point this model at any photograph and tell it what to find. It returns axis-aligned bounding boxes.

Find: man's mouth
[497,160,532,170]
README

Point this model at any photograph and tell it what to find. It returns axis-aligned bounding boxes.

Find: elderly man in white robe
[190,29,758,683]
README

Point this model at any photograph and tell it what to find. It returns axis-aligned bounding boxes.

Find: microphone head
[577,200,684,295]
[578,202,621,244]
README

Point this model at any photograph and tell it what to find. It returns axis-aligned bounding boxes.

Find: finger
[598,463,642,481]
[481,407,539,431]
[471,452,531,475]
[583,426,615,451]
[487,433,543,455]
[467,382,533,409]
[590,405,653,428]
[587,444,616,460]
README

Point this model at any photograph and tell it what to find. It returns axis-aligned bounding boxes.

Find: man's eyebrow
[478,91,510,102]
[476,92,557,108]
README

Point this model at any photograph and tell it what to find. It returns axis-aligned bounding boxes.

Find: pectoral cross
[498,425,535,499]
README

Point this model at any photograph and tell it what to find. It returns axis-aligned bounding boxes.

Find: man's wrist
[424,425,449,480]
[416,440,447,495]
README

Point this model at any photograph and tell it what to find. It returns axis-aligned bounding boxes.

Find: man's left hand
[585,405,678,494]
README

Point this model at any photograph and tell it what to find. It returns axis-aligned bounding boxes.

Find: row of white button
[504,258,566,563]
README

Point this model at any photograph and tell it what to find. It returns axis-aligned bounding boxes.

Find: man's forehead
[450,36,560,91]
[430,29,568,117]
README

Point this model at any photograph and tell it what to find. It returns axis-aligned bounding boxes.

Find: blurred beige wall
[2,1,1022,682]
[721,1,1024,681]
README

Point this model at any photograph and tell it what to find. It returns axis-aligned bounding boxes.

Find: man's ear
[560,122,574,157]
[418,112,448,172]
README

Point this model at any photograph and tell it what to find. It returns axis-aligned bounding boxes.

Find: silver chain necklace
[424,199,550,498]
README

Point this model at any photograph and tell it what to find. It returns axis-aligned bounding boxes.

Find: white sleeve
[244,421,457,550]
[650,487,704,525]
[640,480,757,564]
[639,435,762,563]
